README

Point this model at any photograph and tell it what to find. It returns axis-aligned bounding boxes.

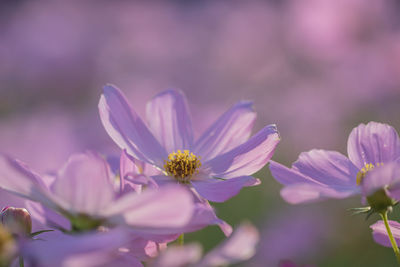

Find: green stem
[178,233,184,246]
[19,256,24,267]
[380,211,400,266]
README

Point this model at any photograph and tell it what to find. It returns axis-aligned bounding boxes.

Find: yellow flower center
[164,150,201,183]
[356,162,383,185]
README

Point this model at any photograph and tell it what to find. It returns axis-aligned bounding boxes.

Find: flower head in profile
[270,122,400,204]
[99,85,280,202]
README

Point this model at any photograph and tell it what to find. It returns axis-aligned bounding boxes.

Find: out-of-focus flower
[0,225,17,266]
[370,220,400,248]
[151,222,259,267]
[270,122,400,204]
[0,152,194,234]
[99,85,280,202]
[0,207,32,236]
[21,228,142,267]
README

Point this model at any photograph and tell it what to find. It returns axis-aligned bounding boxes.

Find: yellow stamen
[356,162,384,185]
[163,150,201,184]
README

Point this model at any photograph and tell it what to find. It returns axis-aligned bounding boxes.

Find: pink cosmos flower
[151,222,259,267]
[270,122,400,204]
[0,152,194,234]
[99,85,280,202]
[370,220,400,248]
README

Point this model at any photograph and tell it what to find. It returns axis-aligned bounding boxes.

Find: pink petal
[120,150,144,194]
[280,183,359,204]
[146,89,194,154]
[0,155,54,208]
[99,85,167,167]
[370,220,400,248]
[22,229,133,267]
[347,122,400,169]
[198,222,259,267]
[292,150,359,186]
[104,185,193,230]
[26,201,70,230]
[191,176,260,202]
[194,101,256,161]
[203,124,280,178]
[269,160,322,185]
[152,244,202,267]
[51,152,115,215]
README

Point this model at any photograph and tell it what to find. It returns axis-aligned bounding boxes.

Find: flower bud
[0,224,16,266]
[0,207,32,236]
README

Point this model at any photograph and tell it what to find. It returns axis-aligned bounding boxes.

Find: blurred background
[1,0,400,266]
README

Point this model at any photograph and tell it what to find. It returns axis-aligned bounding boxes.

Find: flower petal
[0,155,54,208]
[51,152,115,215]
[191,176,260,202]
[22,228,132,267]
[198,222,259,267]
[99,85,167,167]
[269,160,322,185]
[280,183,359,204]
[104,185,193,230]
[26,201,70,231]
[146,89,194,154]
[152,244,202,267]
[203,124,280,178]
[347,122,400,169]
[194,101,256,161]
[370,220,400,248]
[292,150,359,186]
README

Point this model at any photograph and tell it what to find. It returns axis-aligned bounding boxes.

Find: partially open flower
[0,207,32,237]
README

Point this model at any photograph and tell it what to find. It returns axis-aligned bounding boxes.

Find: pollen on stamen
[163,150,201,184]
[356,162,384,185]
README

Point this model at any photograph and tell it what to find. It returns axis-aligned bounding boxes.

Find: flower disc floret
[356,163,384,185]
[164,150,201,183]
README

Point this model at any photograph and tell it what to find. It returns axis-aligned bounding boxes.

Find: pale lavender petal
[146,89,194,154]
[120,150,143,194]
[51,152,115,215]
[269,160,322,185]
[194,101,256,161]
[280,183,359,204]
[191,176,260,202]
[347,122,400,169]
[197,222,259,267]
[99,85,167,167]
[362,162,400,199]
[104,185,193,229]
[0,155,54,208]
[292,150,359,186]
[26,200,70,231]
[152,244,202,267]
[370,220,400,248]
[22,229,132,267]
[178,201,233,237]
[203,124,280,178]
